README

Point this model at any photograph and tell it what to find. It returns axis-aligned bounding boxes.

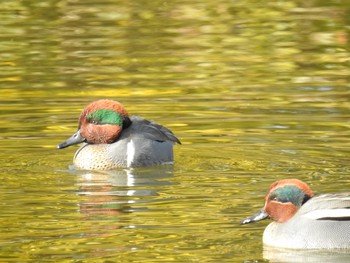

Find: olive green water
[1,1,350,262]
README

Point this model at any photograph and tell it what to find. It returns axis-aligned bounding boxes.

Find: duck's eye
[89,118,101,125]
[269,195,278,201]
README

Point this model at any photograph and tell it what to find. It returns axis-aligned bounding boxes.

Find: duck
[240,179,350,249]
[57,99,181,170]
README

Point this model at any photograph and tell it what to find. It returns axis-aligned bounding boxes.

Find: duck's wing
[298,193,350,221]
[130,116,181,144]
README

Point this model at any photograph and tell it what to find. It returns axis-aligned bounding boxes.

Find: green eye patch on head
[87,109,123,126]
[270,186,308,207]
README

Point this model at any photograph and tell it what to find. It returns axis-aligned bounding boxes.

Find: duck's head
[57,99,132,149]
[241,179,314,224]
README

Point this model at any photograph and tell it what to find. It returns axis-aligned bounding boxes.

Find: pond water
[1,0,350,262]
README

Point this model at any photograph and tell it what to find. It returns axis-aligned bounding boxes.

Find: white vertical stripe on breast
[127,140,135,167]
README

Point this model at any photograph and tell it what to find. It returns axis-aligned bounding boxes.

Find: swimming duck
[57,99,181,170]
[241,179,350,249]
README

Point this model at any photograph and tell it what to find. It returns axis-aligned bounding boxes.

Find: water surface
[1,0,350,262]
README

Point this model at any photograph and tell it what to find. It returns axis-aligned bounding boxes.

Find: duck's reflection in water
[263,245,350,263]
[75,166,174,219]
